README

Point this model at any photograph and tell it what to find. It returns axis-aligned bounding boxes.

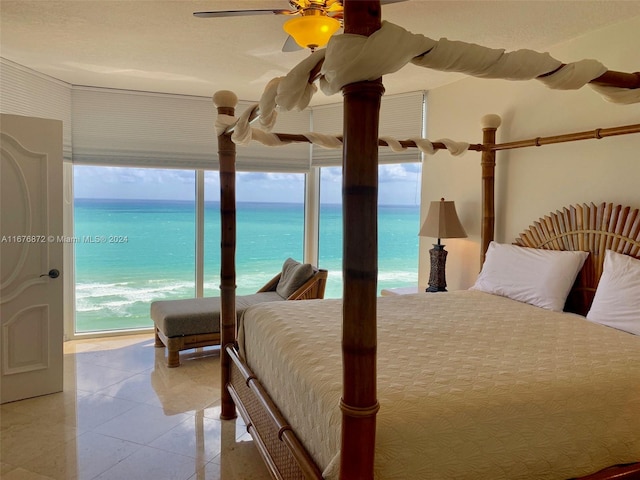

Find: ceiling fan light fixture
[283,14,340,50]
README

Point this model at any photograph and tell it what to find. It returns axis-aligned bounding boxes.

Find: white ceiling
[2,1,640,104]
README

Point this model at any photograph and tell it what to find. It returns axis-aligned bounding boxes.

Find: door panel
[1,114,64,404]
[4,305,49,374]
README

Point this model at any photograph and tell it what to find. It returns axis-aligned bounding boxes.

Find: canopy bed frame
[212,2,640,479]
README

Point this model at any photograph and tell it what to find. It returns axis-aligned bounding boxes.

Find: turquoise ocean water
[74,199,419,332]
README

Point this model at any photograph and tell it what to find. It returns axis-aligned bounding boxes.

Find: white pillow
[586,250,640,335]
[471,241,588,311]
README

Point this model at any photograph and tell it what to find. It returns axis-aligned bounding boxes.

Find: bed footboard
[226,345,323,480]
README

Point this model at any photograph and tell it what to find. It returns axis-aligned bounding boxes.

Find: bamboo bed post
[480,114,501,265]
[340,1,383,479]
[213,90,238,421]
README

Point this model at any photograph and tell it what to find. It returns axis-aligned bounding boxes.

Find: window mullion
[304,167,321,267]
[196,169,205,298]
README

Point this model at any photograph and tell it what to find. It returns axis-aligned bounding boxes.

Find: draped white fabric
[411,38,560,81]
[380,136,470,157]
[254,20,638,130]
[221,91,435,165]
[311,91,427,166]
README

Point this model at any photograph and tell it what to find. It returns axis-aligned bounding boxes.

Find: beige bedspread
[237,290,640,479]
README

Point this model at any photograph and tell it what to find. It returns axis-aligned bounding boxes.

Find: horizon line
[74,198,421,208]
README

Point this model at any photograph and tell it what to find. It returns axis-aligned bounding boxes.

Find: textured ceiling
[2,1,640,104]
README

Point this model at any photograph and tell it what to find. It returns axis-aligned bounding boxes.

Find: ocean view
[74,198,420,332]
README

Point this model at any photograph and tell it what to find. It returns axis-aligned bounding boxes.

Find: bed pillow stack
[276,258,315,299]
[586,249,640,335]
[470,241,588,311]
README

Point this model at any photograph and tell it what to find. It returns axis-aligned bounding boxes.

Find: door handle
[40,269,60,279]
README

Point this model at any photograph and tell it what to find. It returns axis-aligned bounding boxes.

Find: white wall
[420,16,640,291]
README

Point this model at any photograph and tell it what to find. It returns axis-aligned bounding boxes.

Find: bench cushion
[276,258,315,299]
[151,291,283,337]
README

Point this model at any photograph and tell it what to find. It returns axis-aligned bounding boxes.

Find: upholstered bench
[151,258,327,367]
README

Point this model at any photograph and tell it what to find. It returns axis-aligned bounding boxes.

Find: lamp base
[426,244,448,293]
[426,285,447,293]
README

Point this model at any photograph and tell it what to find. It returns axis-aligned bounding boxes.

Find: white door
[1,113,64,404]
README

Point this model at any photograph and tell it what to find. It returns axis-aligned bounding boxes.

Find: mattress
[237,290,640,479]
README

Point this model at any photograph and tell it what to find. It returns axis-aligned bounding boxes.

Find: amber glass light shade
[283,15,340,49]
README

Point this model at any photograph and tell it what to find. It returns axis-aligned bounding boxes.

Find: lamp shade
[283,14,340,49]
[419,198,467,239]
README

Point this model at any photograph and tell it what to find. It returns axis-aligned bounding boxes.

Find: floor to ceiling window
[73,166,307,334]
[69,87,425,334]
[203,171,306,297]
[73,163,420,332]
[73,166,196,333]
[73,161,420,333]
[319,163,422,298]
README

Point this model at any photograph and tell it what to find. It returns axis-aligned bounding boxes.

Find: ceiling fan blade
[282,35,303,52]
[193,9,296,18]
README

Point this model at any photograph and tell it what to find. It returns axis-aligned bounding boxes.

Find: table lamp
[419,198,467,292]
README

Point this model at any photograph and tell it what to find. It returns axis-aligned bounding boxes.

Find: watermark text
[1,235,129,244]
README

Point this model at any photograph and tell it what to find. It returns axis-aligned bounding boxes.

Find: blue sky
[73,163,422,206]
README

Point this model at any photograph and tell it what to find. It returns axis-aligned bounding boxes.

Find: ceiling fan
[194,0,406,52]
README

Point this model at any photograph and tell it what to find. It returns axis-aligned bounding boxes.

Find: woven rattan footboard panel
[227,346,322,480]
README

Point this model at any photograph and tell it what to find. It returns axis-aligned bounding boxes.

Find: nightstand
[380,286,420,296]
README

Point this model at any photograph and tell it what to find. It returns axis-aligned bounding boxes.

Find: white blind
[72,87,217,170]
[72,87,311,173]
[311,91,425,167]
[0,58,73,161]
[1,58,424,173]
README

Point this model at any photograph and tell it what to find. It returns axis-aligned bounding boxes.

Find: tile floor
[0,334,272,480]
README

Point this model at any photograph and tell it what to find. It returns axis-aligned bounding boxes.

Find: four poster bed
[212,2,640,479]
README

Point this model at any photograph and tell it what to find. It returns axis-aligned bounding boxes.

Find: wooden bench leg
[155,328,179,367]
[154,328,164,348]
[167,348,180,368]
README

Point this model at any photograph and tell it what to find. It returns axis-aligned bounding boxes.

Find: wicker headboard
[514,202,640,316]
